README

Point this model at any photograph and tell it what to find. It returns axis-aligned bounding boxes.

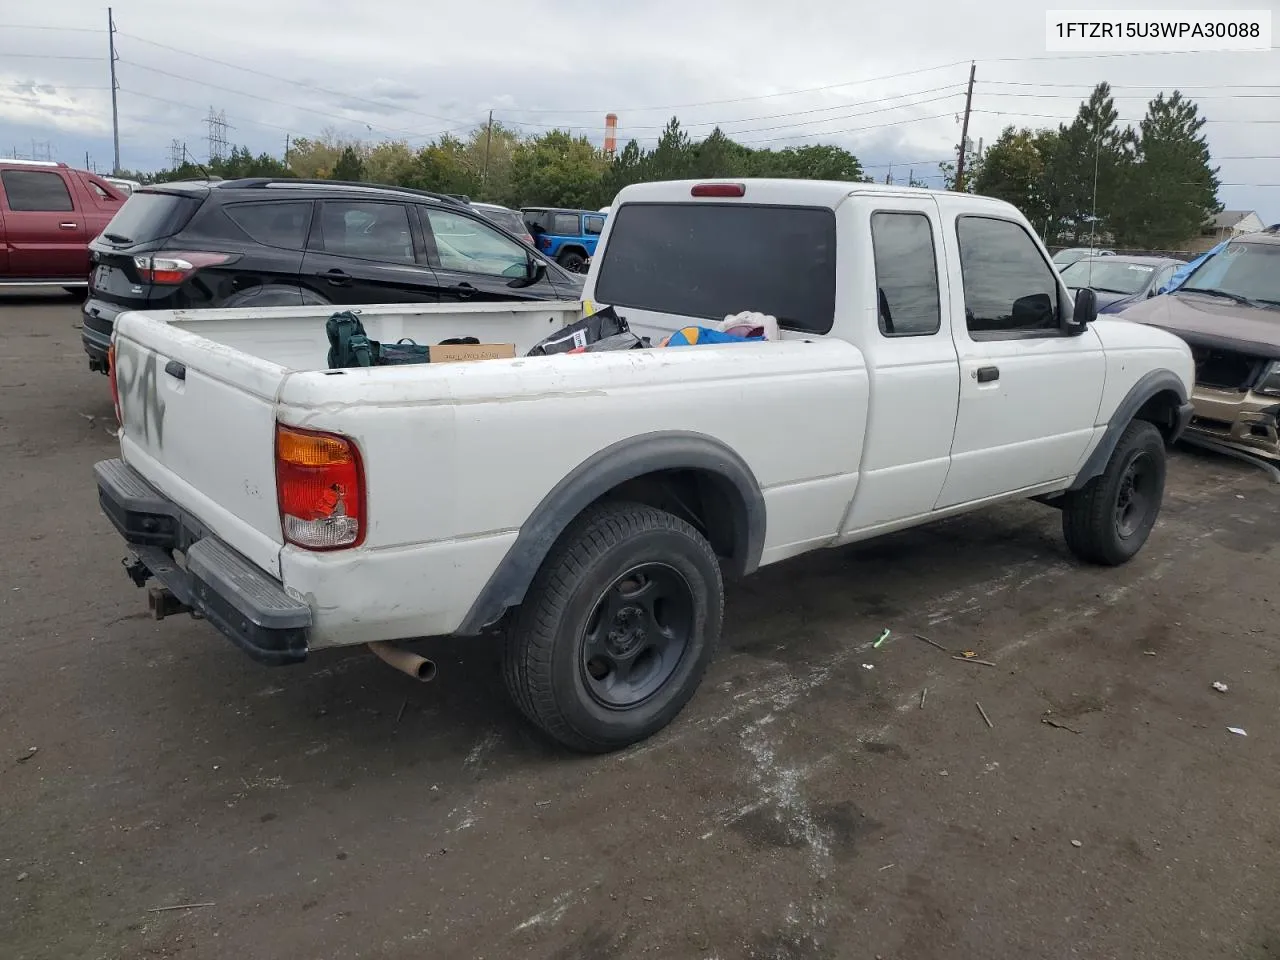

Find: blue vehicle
[521,207,606,274]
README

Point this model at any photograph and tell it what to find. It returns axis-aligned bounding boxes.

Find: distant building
[1185,210,1265,253]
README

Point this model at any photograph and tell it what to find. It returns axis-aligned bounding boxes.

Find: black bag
[326,310,375,368]
[526,306,630,356]
[378,338,430,365]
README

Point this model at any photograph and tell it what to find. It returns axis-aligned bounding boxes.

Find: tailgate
[111,310,288,577]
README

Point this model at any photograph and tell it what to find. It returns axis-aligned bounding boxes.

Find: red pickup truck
[0,159,127,290]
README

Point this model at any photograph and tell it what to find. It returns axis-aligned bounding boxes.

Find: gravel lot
[2,291,1279,960]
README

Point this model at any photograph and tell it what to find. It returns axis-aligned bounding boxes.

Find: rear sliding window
[594,202,837,334]
[99,191,201,244]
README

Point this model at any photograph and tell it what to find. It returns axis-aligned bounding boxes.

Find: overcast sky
[2,1,1278,221]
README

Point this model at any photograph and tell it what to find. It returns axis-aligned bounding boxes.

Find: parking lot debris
[146,902,214,913]
[15,747,36,763]
[953,656,998,667]
[535,800,553,807]
[976,701,994,729]
[1228,727,1248,737]
[1143,650,1158,656]
[874,628,890,649]
[395,697,408,723]
[920,688,927,709]
[17,872,28,882]
[915,633,947,651]
[1042,717,1081,734]
[1071,840,1083,848]
[861,663,875,671]
[879,863,896,872]
[1212,682,1229,694]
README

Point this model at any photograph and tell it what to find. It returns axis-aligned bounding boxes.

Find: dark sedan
[1060,255,1183,314]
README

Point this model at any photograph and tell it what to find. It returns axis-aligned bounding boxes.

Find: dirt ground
[2,291,1279,960]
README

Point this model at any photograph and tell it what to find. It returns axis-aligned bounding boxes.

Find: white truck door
[935,213,1105,509]
[841,197,961,535]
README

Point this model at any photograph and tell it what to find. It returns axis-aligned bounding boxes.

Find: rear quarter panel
[275,339,868,644]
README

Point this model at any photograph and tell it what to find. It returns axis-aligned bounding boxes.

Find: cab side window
[957,216,1060,339]
[871,212,941,337]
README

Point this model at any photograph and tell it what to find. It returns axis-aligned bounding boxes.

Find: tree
[1128,91,1221,248]
[972,126,1054,232]
[648,118,694,181]
[508,130,607,208]
[332,145,365,181]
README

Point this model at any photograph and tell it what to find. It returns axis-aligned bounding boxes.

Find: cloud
[2,0,1277,216]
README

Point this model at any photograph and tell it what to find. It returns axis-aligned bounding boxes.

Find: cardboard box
[427,343,517,363]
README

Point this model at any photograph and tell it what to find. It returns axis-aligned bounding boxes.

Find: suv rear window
[478,207,528,237]
[593,202,837,334]
[99,191,201,245]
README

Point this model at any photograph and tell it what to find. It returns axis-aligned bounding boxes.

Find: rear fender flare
[1069,370,1189,491]
[454,431,766,635]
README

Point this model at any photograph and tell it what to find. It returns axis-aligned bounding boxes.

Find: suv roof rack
[220,178,468,207]
[0,158,66,168]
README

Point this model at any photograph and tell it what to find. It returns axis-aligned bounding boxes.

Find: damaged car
[1122,226,1280,463]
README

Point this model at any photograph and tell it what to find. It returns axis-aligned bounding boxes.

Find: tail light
[134,251,236,285]
[107,344,122,424]
[275,425,366,550]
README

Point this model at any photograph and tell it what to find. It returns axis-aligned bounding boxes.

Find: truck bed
[149,300,587,371]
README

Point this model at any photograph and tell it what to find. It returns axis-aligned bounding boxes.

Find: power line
[983,80,1280,91]
[980,89,1280,101]
[115,31,473,127]
[0,23,105,32]
[0,52,102,60]
[973,108,1280,125]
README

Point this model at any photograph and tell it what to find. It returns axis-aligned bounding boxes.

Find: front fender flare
[1069,369,1190,491]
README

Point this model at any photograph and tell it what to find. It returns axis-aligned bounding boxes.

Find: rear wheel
[218,284,332,308]
[502,501,723,753]
[1062,420,1166,566]
[557,250,587,274]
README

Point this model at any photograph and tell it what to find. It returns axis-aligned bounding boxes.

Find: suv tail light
[134,251,236,284]
[107,344,122,424]
[275,425,366,550]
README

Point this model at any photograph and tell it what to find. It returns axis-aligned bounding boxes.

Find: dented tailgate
[111,310,287,577]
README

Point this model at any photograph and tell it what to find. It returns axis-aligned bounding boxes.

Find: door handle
[324,268,351,287]
[976,365,1000,383]
[164,359,186,381]
[452,282,476,299]
[59,222,78,230]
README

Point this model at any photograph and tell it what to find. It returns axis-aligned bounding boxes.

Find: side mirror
[1012,292,1055,328]
[508,255,546,289]
[1067,287,1097,334]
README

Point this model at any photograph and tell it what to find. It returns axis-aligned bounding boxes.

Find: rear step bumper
[94,458,311,665]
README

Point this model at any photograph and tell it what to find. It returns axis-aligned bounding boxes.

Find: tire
[557,250,587,274]
[502,501,724,753]
[1062,420,1167,566]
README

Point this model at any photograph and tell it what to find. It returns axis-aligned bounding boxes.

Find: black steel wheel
[1063,419,1167,565]
[503,501,723,753]
[558,250,587,274]
[580,563,695,709]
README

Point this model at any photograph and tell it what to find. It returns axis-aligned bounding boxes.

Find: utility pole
[284,133,291,168]
[953,60,976,192]
[108,7,120,175]
[482,109,494,189]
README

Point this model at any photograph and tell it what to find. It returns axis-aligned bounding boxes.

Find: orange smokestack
[604,113,618,157]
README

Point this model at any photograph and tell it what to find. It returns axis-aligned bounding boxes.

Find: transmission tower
[169,139,183,168]
[204,108,230,162]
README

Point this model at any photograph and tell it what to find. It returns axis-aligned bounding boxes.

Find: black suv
[82,179,583,373]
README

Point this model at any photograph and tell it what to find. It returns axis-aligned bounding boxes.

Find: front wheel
[1062,420,1167,566]
[502,501,724,753]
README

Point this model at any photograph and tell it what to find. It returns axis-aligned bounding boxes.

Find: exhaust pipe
[367,641,437,682]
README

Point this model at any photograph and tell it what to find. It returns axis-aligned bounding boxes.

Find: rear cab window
[593,202,837,334]
[1,169,75,211]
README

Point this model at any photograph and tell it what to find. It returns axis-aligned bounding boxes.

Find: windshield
[593,201,837,334]
[1180,241,1280,304]
[1060,259,1154,295]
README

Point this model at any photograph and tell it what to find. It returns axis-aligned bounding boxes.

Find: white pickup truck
[95,178,1196,753]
